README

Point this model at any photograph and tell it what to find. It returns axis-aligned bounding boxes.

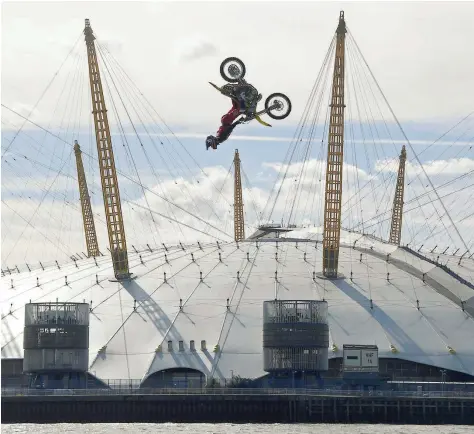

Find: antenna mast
[74,140,100,257]
[389,145,407,245]
[322,11,347,278]
[234,149,245,242]
[84,19,130,279]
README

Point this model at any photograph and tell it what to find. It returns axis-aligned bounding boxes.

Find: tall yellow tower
[389,145,407,245]
[84,19,130,279]
[74,140,100,257]
[233,149,245,242]
[322,11,347,278]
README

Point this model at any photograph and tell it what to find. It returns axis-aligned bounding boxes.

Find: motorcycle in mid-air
[206,57,292,150]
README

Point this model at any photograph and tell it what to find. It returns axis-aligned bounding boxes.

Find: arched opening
[141,367,206,389]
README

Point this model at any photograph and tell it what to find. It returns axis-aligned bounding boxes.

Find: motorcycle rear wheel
[220,57,246,83]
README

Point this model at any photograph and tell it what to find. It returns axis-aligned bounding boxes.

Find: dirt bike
[206,57,292,149]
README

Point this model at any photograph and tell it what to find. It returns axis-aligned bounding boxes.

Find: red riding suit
[216,99,241,142]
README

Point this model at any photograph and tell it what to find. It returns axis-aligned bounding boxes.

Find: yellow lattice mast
[234,149,245,242]
[322,11,347,278]
[389,145,407,245]
[74,140,100,257]
[84,19,130,279]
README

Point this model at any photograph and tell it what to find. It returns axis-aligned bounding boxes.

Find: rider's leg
[216,101,240,143]
[207,101,241,150]
[216,122,239,144]
[221,100,240,124]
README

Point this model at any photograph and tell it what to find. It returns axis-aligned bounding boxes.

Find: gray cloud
[179,40,218,62]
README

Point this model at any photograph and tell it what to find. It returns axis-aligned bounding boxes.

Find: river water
[1,424,472,434]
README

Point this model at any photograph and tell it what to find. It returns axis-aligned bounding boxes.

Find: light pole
[440,369,447,393]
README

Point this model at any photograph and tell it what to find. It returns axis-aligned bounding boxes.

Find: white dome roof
[2,229,474,383]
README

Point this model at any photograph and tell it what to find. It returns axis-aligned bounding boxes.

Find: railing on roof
[402,246,474,291]
[2,387,474,399]
[1,241,232,276]
[340,227,388,245]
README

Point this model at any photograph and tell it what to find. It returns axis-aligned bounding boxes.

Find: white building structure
[2,228,474,386]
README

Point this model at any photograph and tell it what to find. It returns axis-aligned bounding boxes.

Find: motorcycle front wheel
[265,93,292,120]
[220,57,246,83]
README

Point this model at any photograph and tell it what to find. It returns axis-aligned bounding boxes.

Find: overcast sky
[2,1,474,126]
[1,1,474,267]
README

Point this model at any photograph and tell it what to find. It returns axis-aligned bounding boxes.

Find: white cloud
[1,163,267,266]
[174,37,219,63]
[262,159,373,183]
[375,157,474,176]
[5,103,41,124]
[2,153,473,269]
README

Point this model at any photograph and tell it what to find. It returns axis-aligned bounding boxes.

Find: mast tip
[337,10,347,34]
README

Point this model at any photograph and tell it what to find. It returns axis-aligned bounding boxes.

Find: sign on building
[342,344,379,373]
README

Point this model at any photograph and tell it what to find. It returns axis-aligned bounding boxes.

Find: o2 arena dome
[2,227,474,387]
[2,13,474,390]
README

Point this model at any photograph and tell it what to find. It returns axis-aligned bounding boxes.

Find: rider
[206,86,262,150]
